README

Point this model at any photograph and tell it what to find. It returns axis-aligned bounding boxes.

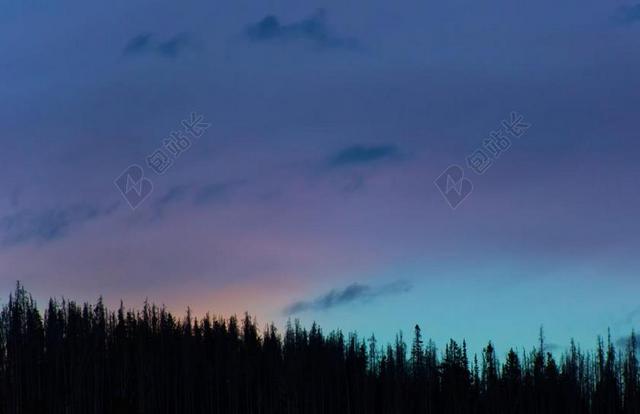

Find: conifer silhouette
[0,283,637,413]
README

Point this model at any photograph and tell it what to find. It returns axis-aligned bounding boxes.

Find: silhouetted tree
[0,284,637,414]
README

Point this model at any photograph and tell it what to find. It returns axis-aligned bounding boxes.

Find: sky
[1,0,640,356]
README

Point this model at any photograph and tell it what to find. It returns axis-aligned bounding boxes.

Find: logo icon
[434,165,473,209]
[114,164,154,209]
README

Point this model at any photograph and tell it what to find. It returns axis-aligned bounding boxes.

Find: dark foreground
[0,284,638,414]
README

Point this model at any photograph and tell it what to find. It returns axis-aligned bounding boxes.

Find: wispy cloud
[194,180,245,205]
[328,145,399,168]
[613,4,640,25]
[153,185,190,215]
[123,32,195,58]
[0,203,117,247]
[245,9,359,51]
[123,33,153,55]
[157,33,192,58]
[284,280,411,315]
[151,180,245,215]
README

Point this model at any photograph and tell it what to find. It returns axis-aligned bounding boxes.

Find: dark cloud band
[284,280,411,315]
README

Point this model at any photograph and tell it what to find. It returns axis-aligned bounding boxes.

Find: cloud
[157,33,192,58]
[123,33,194,58]
[328,145,399,168]
[153,185,190,214]
[151,181,245,214]
[194,180,245,205]
[614,4,640,24]
[0,203,116,247]
[123,33,153,55]
[284,280,411,315]
[245,9,359,50]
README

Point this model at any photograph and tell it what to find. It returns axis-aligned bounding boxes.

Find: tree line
[0,283,638,414]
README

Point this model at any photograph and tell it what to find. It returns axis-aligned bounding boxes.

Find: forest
[0,283,638,414]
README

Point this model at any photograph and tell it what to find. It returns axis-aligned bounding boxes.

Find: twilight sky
[1,0,640,355]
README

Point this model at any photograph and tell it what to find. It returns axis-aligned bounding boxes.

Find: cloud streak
[284,280,411,315]
[328,145,399,168]
[194,180,245,205]
[123,33,195,58]
[151,180,246,216]
[123,33,153,55]
[245,9,359,51]
[152,185,190,217]
[614,4,640,24]
[0,203,117,247]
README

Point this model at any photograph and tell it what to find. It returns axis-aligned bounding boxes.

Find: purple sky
[1,0,640,354]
